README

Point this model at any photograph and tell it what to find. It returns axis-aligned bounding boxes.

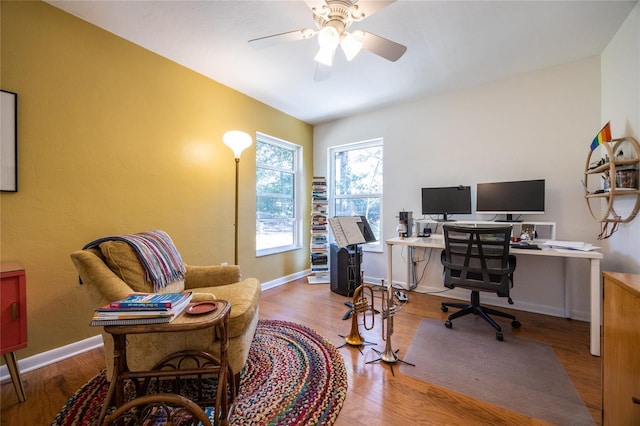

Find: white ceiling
[46,0,637,125]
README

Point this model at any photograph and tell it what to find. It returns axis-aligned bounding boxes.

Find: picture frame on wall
[1,90,17,192]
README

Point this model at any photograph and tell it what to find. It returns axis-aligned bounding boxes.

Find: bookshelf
[308,177,330,284]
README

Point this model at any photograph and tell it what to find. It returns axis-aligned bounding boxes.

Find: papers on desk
[543,240,600,251]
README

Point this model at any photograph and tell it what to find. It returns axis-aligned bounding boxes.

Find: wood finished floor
[1,277,601,425]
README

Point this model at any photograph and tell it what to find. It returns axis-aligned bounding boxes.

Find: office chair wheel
[511,320,521,328]
[444,320,453,329]
[496,332,504,341]
[441,306,448,312]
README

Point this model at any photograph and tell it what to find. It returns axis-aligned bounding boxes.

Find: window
[329,139,383,251]
[256,133,302,256]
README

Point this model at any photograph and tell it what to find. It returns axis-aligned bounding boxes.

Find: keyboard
[510,243,541,250]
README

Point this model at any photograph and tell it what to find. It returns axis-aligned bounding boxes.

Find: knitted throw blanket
[83,230,186,291]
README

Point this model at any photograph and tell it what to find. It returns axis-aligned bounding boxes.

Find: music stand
[328,216,377,320]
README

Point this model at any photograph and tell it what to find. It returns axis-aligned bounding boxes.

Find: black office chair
[440,224,521,341]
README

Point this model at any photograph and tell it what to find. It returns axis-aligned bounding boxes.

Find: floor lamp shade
[223,131,252,158]
[223,130,253,265]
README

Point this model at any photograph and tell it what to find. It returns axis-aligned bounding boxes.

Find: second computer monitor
[476,179,545,222]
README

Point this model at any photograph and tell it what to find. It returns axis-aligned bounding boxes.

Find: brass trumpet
[344,284,376,347]
[366,279,415,375]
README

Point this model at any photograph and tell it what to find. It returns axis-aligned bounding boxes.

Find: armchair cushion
[100,241,185,293]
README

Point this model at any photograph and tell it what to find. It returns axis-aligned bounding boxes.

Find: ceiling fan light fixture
[314,45,336,66]
[340,32,362,61]
[317,26,339,49]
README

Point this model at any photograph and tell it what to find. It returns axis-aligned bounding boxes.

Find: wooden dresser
[0,262,27,402]
[602,271,640,425]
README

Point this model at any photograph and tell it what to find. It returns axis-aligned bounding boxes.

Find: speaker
[329,243,362,297]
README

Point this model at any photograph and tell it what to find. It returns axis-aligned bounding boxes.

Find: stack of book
[90,291,193,326]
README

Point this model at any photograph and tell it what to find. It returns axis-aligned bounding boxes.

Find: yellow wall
[0,1,313,360]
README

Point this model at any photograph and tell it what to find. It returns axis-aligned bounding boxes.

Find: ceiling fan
[248,0,407,80]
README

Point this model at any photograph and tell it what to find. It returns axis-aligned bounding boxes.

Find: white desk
[386,236,604,356]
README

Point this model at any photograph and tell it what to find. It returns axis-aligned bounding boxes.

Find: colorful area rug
[400,318,595,426]
[52,320,347,425]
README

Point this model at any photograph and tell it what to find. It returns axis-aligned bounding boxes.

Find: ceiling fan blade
[314,62,332,81]
[349,0,396,21]
[356,30,406,62]
[249,29,316,49]
[304,0,330,18]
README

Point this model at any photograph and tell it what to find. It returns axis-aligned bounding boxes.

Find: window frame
[328,138,383,253]
[255,132,303,257]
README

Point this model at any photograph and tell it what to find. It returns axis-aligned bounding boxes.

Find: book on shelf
[312,216,327,225]
[109,291,191,309]
[311,253,327,261]
[312,204,327,214]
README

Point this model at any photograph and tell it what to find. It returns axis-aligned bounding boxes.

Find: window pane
[334,146,382,196]
[256,194,294,219]
[256,141,293,171]
[256,169,294,198]
[334,197,381,242]
[256,219,294,251]
[255,134,300,255]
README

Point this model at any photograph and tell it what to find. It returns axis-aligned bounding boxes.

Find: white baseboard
[1,335,104,383]
[262,270,309,291]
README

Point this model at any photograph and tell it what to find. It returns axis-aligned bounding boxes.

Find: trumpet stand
[366,279,414,376]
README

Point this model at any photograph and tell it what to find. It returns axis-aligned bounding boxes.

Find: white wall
[315,56,621,320]
[601,2,640,274]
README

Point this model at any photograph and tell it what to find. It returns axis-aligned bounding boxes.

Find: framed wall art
[1,90,17,192]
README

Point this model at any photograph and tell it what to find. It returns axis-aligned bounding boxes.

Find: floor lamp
[223,130,253,265]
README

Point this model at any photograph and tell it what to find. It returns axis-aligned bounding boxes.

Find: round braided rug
[52,319,347,425]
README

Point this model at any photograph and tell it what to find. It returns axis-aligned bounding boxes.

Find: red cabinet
[1,262,27,402]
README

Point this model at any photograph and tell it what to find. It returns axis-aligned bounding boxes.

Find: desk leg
[562,257,569,318]
[590,258,601,356]
[406,246,413,289]
[386,242,393,290]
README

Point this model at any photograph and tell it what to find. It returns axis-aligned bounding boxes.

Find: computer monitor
[421,186,472,222]
[476,179,545,222]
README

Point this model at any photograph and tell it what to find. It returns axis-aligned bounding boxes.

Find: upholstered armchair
[70,236,261,390]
